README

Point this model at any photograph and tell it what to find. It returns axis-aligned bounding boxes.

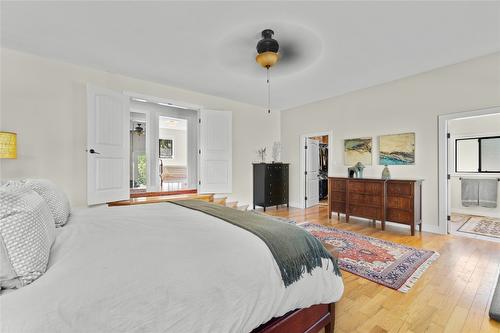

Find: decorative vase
[382,165,391,180]
[272,142,282,163]
[257,147,267,163]
[355,162,365,178]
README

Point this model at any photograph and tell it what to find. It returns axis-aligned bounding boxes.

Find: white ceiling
[2,1,499,110]
[159,116,187,131]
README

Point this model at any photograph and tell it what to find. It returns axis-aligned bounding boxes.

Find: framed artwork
[379,132,415,165]
[159,139,173,158]
[344,137,372,165]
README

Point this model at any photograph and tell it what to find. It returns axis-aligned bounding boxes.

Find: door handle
[88,149,100,154]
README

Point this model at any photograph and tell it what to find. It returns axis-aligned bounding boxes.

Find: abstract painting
[379,133,415,165]
[344,137,372,165]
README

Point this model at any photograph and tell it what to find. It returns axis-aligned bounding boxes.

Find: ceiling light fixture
[256,29,279,114]
[132,123,144,135]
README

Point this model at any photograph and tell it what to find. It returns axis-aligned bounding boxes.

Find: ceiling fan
[254,29,305,113]
[131,123,144,135]
[255,29,302,69]
[255,29,280,114]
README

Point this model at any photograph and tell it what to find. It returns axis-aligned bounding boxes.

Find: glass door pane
[130,112,147,193]
[159,116,188,192]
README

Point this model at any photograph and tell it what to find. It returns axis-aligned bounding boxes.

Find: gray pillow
[0,185,56,289]
[11,179,71,227]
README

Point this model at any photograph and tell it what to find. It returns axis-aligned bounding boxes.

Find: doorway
[439,106,500,241]
[300,131,332,209]
[127,93,201,196]
[86,86,232,205]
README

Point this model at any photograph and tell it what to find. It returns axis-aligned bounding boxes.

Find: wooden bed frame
[252,303,335,333]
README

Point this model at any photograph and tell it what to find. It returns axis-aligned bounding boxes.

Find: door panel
[87,85,130,205]
[199,110,232,194]
[306,138,320,207]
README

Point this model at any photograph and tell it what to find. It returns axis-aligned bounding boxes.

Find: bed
[0,202,343,332]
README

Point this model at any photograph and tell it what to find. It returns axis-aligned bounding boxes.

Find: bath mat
[458,216,500,239]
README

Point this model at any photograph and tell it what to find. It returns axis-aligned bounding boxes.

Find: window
[455,136,500,173]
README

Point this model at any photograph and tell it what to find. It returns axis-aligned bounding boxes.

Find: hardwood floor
[264,205,500,333]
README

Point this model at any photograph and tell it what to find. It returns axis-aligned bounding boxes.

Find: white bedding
[0,203,343,333]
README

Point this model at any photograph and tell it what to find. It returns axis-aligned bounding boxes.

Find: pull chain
[266,66,271,114]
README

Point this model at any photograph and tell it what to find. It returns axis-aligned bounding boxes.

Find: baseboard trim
[421,224,443,234]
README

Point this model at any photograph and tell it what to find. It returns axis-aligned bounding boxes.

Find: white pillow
[0,185,56,289]
[19,179,71,227]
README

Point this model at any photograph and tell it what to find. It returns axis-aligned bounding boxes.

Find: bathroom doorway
[440,108,500,242]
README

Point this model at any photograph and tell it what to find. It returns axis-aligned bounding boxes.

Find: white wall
[280,53,500,232]
[448,113,500,136]
[159,128,187,166]
[448,113,500,218]
[0,48,280,207]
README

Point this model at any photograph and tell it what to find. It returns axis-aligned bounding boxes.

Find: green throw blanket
[171,200,341,287]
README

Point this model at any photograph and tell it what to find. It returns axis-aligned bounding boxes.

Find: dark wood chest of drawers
[328,177,422,235]
[253,163,289,211]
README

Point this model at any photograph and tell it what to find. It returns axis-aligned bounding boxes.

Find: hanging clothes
[318,143,328,200]
[319,144,328,172]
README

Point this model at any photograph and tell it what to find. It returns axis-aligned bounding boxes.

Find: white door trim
[123,91,203,111]
[438,105,500,235]
[299,130,333,209]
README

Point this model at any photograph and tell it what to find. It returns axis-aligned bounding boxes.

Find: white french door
[198,109,232,194]
[305,138,320,208]
[87,85,130,205]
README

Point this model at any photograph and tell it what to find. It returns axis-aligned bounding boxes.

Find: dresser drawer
[348,204,384,220]
[386,196,413,210]
[330,179,346,191]
[387,182,413,196]
[331,191,346,202]
[386,208,413,224]
[347,181,365,193]
[349,193,384,206]
[348,181,384,194]
[331,202,346,213]
[365,182,385,194]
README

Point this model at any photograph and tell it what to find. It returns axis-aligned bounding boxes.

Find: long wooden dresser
[328,177,423,235]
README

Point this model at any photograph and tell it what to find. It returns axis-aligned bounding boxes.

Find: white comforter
[0,203,343,333]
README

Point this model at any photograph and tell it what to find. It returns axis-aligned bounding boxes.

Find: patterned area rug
[299,223,439,292]
[450,213,471,224]
[458,216,500,239]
